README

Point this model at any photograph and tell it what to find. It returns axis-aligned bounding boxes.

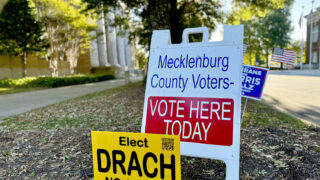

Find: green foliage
[0,74,115,88]
[229,0,288,24]
[135,49,147,69]
[258,6,293,66]
[83,0,224,70]
[0,0,99,77]
[0,0,48,77]
[241,1,293,67]
[30,0,98,76]
[0,77,37,87]
[0,0,48,56]
[33,0,97,49]
[138,0,224,46]
[84,0,224,47]
[82,0,118,12]
[258,8,292,49]
[243,19,263,65]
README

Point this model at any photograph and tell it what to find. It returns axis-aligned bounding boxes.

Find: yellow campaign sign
[91,131,181,180]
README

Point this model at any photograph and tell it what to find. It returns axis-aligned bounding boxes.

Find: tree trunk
[255,53,260,66]
[21,52,27,77]
[49,53,59,77]
[147,0,171,47]
[70,68,74,74]
[169,0,182,43]
[50,59,58,77]
[144,0,171,84]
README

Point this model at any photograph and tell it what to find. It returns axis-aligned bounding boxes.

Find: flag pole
[301,6,304,70]
[309,0,314,70]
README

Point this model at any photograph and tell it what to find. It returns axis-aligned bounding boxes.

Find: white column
[114,8,126,70]
[97,12,110,67]
[89,31,100,67]
[105,11,120,67]
[309,1,314,70]
[116,30,127,70]
[124,30,132,69]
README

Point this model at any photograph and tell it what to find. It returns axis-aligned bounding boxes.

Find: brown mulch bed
[0,83,319,179]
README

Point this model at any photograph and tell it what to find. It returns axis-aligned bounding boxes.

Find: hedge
[0,74,115,88]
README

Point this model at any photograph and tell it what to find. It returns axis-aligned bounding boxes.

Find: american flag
[243,44,247,55]
[307,10,312,21]
[271,48,296,65]
[298,12,302,28]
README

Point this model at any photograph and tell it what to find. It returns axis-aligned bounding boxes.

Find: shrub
[0,74,115,88]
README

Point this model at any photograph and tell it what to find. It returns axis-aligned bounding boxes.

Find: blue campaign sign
[242,65,269,100]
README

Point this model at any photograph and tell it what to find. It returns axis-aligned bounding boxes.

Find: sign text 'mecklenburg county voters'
[150,54,234,93]
[145,52,237,146]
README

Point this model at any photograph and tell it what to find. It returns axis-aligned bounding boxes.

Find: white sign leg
[225,159,240,180]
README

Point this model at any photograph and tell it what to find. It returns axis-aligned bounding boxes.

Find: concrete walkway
[0,77,142,120]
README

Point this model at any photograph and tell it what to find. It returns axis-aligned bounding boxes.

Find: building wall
[305,7,320,67]
[76,52,92,74]
[0,54,70,79]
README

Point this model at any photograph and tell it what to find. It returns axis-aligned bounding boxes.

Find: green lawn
[241,98,308,129]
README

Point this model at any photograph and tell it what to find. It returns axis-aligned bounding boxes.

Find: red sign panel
[145,96,234,146]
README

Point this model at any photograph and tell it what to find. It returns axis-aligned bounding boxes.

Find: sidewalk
[269,69,320,77]
[0,77,142,120]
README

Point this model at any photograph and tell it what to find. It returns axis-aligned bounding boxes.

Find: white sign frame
[141,26,243,180]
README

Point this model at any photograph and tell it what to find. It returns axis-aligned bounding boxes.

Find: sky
[211,0,320,42]
[291,0,320,41]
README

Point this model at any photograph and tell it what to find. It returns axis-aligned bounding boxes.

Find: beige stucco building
[0,3,140,79]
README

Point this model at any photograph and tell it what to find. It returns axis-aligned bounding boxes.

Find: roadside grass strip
[241,98,308,129]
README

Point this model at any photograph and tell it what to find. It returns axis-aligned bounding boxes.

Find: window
[312,25,318,43]
[312,51,318,63]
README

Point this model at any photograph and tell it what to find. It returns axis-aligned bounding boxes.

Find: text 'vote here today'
[145,96,234,146]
